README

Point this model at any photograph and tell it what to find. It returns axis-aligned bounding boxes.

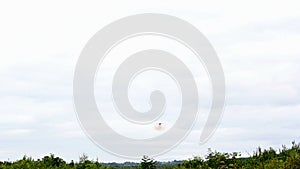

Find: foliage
[0,141,300,169]
[140,155,157,169]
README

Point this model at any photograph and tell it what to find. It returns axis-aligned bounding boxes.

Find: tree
[140,155,157,169]
[42,154,66,168]
[182,156,205,168]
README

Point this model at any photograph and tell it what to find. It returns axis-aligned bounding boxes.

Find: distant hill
[101,160,183,168]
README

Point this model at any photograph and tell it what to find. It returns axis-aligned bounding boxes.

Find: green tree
[42,154,66,168]
[140,155,157,169]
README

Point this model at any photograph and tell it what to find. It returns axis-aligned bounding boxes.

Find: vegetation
[140,155,157,169]
[0,141,299,169]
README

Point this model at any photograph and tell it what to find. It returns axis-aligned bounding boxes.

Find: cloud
[0,0,300,162]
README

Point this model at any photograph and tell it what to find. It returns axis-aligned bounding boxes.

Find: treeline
[177,141,300,169]
[0,141,299,169]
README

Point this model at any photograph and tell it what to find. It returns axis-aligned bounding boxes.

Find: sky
[0,0,300,162]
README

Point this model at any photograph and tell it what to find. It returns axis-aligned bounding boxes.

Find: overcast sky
[0,0,300,162]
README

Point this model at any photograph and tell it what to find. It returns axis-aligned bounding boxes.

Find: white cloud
[0,0,300,162]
